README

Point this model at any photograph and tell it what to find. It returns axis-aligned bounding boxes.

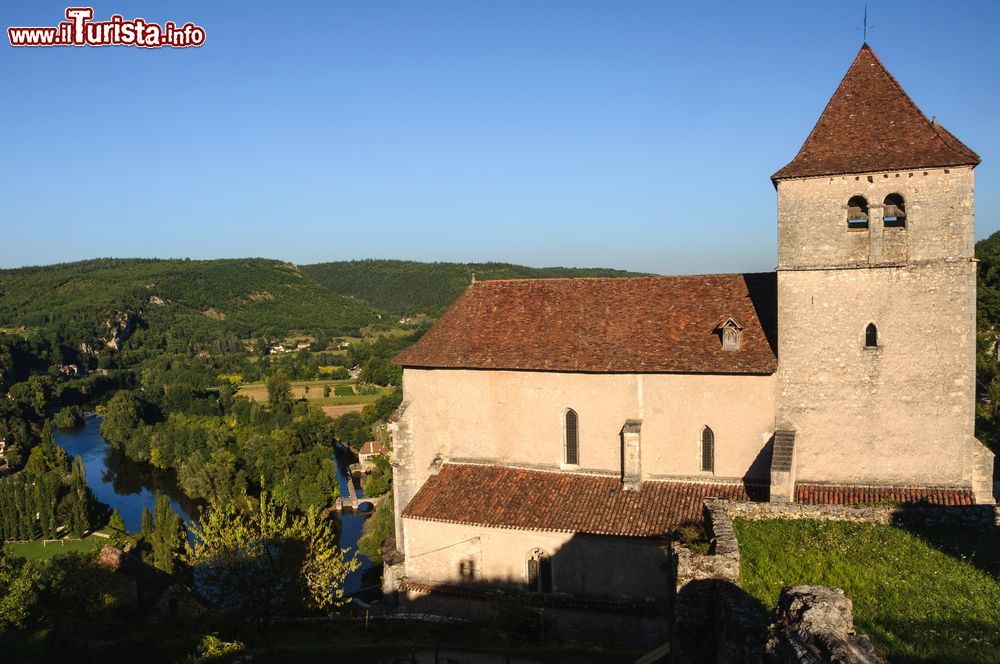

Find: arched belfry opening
[847,196,870,230]
[883,193,906,228]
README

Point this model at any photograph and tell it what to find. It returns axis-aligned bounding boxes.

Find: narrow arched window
[847,195,869,230]
[701,426,715,473]
[865,323,878,348]
[883,193,906,228]
[564,409,579,465]
[527,549,553,593]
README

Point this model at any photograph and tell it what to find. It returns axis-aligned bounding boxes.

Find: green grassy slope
[735,519,1000,664]
[0,258,376,344]
[300,259,646,315]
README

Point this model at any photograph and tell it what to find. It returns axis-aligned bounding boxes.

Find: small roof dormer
[717,316,743,351]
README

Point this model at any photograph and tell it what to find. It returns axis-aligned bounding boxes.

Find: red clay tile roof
[394,273,777,374]
[401,463,768,537]
[795,483,976,507]
[360,441,391,456]
[772,44,979,182]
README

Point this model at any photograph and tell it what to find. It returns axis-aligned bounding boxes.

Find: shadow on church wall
[388,531,673,649]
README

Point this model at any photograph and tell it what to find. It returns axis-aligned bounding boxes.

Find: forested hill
[0,258,376,351]
[972,230,1000,453]
[301,259,645,315]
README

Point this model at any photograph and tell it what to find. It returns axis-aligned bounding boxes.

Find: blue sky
[2,1,998,274]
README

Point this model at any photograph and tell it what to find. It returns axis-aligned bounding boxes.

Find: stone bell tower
[770,44,994,504]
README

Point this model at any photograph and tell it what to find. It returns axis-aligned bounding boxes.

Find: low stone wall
[675,501,741,590]
[673,503,764,663]
[672,501,896,663]
[716,499,999,526]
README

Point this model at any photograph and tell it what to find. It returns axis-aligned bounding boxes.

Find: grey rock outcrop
[105,310,139,350]
[768,586,883,664]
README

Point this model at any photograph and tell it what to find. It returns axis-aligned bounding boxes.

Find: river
[55,415,376,595]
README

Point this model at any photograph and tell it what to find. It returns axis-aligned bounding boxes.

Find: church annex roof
[401,463,767,537]
[394,273,777,374]
[772,44,979,182]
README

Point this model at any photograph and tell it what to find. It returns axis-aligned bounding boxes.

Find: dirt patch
[322,404,364,419]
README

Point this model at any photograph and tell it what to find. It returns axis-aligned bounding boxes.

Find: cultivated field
[237,378,392,418]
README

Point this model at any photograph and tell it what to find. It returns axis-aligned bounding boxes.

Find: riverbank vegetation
[735,519,1000,664]
[0,436,102,542]
[186,489,360,626]
[358,493,394,563]
[100,381,342,512]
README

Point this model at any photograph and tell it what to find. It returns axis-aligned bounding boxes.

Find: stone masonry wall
[776,167,982,493]
[717,498,1000,526]
[776,167,975,270]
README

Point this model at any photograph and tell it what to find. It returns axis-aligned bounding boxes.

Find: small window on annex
[847,196,870,230]
[564,409,579,465]
[883,193,907,228]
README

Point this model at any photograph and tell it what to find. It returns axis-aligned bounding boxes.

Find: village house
[384,45,995,643]
[358,440,391,473]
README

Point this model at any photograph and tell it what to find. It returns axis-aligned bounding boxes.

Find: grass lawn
[334,384,355,397]
[734,519,1000,663]
[5,535,105,560]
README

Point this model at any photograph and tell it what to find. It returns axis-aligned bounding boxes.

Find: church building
[384,45,994,640]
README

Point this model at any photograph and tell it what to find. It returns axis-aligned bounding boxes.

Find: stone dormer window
[717,317,742,351]
[883,193,906,228]
[847,195,870,230]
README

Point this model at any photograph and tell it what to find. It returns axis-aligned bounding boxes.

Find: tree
[140,506,153,539]
[362,455,392,497]
[24,440,69,480]
[266,370,293,419]
[186,489,359,627]
[357,493,394,563]
[100,391,144,448]
[150,494,184,574]
[332,412,368,450]
[0,549,41,631]
[67,456,91,537]
[108,509,126,533]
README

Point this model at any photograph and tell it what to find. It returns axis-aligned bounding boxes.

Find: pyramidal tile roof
[772,44,979,181]
[393,273,777,374]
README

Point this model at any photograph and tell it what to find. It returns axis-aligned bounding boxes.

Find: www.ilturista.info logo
[8,7,205,48]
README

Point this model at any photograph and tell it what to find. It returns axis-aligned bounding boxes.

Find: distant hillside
[0,258,376,350]
[301,260,645,315]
